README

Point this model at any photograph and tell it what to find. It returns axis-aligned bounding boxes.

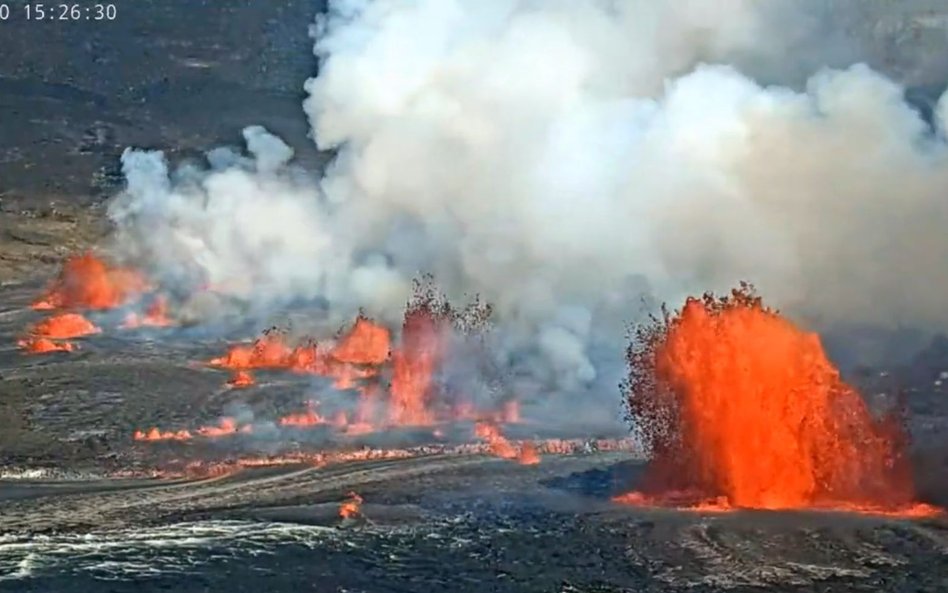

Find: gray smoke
[109,1,948,419]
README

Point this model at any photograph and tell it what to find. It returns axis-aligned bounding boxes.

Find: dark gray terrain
[1,1,948,591]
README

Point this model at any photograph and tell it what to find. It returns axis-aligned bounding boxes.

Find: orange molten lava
[339,492,363,519]
[227,370,255,388]
[33,252,147,310]
[389,302,446,426]
[27,313,100,339]
[17,337,76,354]
[330,316,391,365]
[202,291,513,433]
[122,295,173,329]
[474,421,538,465]
[209,329,296,369]
[133,427,193,442]
[518,441,541,465]
[617,286,930,514]
[29,313,102,340]
[279,401,330,427]
[18,313,100,354]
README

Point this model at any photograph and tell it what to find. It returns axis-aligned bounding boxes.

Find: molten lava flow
[339,492,363,519]
[474,420,540,464]
[27,313,100,339]
[122,295,173,329]
[389,301,446,426]
[330,316,391,365]
[518,441,541,465]
[196,417,242,438]
[227,370,255,388]
[17,337,76,354]
[18,313,100,354]
[617,285,929,514]
[209,329,295,369]
[133,418,250,442]
[133,427,193,442]
[279,401,330,427]
[33,252,147,310]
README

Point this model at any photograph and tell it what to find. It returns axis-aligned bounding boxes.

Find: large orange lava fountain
[616,285,939,516]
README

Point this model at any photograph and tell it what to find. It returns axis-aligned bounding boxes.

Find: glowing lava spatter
[32,252,148,311]
[331,315,391,365]
[17,337,76,354]
[616,285,936,515]
[198,284,517,435]
[279,401,331,427]
[389,294,449,426]
[474,420,540,465]
[17,312,100,354]
[133,417,251,442]
[339,492,363,519]
[209,328,296,369]
[227,370,255,388]
[26,313,100,339]
[122,295,174,329]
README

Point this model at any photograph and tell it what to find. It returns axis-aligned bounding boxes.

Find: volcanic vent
[616,284,938,516]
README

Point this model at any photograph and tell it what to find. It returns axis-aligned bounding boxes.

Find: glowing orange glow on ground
[279,401,330,427]
[27,313,100,339]
[517,441,541,465]
[209,330,295,369]
[133,427,193,442]
[474,420,539,465]
[227,370,255,388]
[196,417,243,438]
[202,294,517,433]
[616,286,935,516]
[339,492,363,519]
[474,421,518,459]
[122,295,174,329]
[136,438,636,480]
[18,312,100,354]
[17,337,77,354]
[32,252,148,311]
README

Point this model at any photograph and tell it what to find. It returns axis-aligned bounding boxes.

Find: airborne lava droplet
[616,285,939,516]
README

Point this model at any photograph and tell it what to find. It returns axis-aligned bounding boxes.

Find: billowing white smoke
[110,0,948,412]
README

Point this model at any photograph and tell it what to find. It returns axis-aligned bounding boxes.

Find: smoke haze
[108,0,948,412]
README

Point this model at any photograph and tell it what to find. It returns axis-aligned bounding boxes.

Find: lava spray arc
[616,284,940,516]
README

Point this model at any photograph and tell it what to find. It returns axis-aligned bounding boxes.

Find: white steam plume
[110,0,948,405]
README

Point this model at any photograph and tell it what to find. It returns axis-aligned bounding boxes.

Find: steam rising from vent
[108,0,948,403]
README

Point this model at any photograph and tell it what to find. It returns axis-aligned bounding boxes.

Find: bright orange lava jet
[33,252,147,311]
[389,302,445,426]
[615,285,941,517]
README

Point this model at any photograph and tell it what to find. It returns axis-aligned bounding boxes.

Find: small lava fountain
[32,252,147,311]
[615,284,940,517]
[339,492,364,519]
